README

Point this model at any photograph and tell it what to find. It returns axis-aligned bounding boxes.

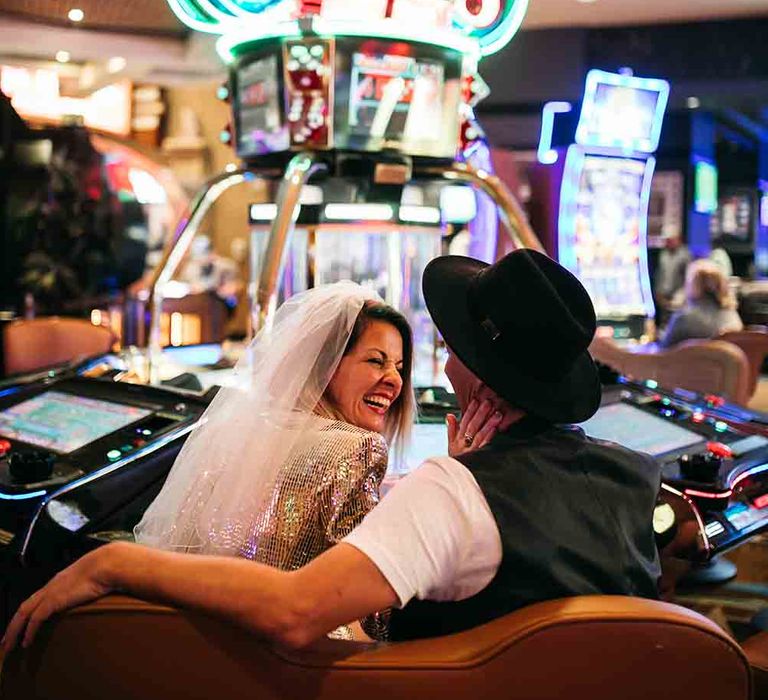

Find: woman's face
[326,320,404,434]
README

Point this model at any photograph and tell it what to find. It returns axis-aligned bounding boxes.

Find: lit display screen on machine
[0,391,152,454]
[578,402,704,457]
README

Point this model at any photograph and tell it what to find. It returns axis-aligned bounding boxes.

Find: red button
[705,394,726,407]
[0,439,10,456]
[707,441,733,458]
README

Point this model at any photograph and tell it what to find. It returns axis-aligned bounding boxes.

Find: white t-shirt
[343,456,502,607]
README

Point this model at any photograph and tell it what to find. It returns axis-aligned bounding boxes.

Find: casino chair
[718,329,768,401]
[0,595,753,700]
[2,317,116,377]
[589,336,752,406]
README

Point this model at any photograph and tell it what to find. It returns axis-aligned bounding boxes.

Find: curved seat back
[719,330,768,399]
[2,317,115,376]
[590,336,751,405]
[0,595,751,700]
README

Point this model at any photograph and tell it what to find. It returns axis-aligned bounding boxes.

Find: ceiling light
[67,8,84,22]
[55,50,71,63]
[107,56,127,74]
[687,96,701,109]
[576,0,598,3]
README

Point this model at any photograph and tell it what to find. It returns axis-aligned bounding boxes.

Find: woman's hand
[2,544,117,652]
[447,399,502,458]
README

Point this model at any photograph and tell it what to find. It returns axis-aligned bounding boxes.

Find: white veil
[135,281,383,555]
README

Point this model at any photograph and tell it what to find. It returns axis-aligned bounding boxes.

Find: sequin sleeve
[321,430,389,545]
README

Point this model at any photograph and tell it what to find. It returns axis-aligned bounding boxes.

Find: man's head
[423,249,602,424]
[665,234,682,251]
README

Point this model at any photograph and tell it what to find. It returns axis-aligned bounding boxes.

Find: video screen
[388,422,447,477]
[0,391,153,454]
[563,155,652,318]
[713,192,754,242]
[235,55,289,157]
[578,402,704,457]
[334,40,462,158]
[577,73,668,153]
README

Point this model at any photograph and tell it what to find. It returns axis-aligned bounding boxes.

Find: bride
[135,282,415,574]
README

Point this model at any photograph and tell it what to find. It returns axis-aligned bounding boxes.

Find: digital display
[576,71,669,153]
[388,422,447,477]
[713,192,754,242]
[235,55,289,157]
[579,402,704,457]
[564,155,653,318]
[724,503,764,532]
[348,52,444,142]
[0,391,152,454]
[334,41,462,158]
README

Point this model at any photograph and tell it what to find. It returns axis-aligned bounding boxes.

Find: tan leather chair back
[0,595,751,700]
[2,317,115,376]
[719,330,768,398]
[590,336,751,405]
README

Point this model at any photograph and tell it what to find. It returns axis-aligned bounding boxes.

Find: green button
[120,444,133,453]
[107,450,122,461]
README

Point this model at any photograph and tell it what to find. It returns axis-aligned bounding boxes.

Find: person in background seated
[3,250,660,651]
[654,233,691,324]
[658,259,743,349]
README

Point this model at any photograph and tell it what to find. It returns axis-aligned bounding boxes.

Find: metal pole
[253,152,326,334]
[419,161,545,253]
[143,168,261,382]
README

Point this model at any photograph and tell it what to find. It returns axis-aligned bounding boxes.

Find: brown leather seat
[719,330,768,399]
[2,317,116,376]
[0,595,751,700]
[590,336,751,405]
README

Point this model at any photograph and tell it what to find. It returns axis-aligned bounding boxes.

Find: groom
[4,250,661,649]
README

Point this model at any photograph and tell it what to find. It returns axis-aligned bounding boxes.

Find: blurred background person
[653,233,691,326]
[658,259,743,349]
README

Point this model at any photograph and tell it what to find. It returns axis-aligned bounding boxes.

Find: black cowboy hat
[422,249,601,424]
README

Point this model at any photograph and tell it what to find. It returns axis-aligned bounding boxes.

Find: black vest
[388,416,661,641]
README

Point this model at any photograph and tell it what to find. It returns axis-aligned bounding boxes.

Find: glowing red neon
[707,442,733,458]
[754,493,768,509]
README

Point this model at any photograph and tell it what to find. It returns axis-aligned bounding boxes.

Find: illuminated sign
[0,65,131,136]
[166,0,529,58]
[694,160,718,215]
[576,70,669,154]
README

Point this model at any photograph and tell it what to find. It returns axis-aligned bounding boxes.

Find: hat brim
[423,255,602,424]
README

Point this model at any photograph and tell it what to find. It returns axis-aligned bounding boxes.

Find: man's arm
[3,540,398,652]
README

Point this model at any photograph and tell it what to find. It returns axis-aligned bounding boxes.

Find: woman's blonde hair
[317,302,414,457]
[685,259,736,310]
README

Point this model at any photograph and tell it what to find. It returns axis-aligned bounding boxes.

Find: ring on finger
[463,433,474,447]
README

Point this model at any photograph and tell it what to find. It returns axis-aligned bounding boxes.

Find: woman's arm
[657,311,687,348]
[3,540,398,652]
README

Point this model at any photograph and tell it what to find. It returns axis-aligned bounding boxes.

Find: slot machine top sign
[166,0,528,59]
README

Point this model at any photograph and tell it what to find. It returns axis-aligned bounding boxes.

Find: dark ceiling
[0,0,185,36]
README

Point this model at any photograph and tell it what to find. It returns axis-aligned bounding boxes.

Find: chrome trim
[19,420,199,562]
[252,152,327,335]
[144,168,275,381]
[417,161,545,253]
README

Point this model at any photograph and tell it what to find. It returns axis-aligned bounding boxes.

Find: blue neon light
[576,69,670,154]
[537,101,572,165]
[638,156,658,318]
[557,144,584,272]
[0,489,47,501]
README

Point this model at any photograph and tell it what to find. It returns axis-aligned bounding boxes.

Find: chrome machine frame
[142,154,543,379]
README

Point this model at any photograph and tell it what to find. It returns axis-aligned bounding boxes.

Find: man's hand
[3,545,115,652]
[447,398,502,458]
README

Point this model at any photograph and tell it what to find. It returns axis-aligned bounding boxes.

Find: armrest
[1,595,751,700]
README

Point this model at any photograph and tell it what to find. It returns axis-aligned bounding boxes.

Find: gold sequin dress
[239,420,388,570]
